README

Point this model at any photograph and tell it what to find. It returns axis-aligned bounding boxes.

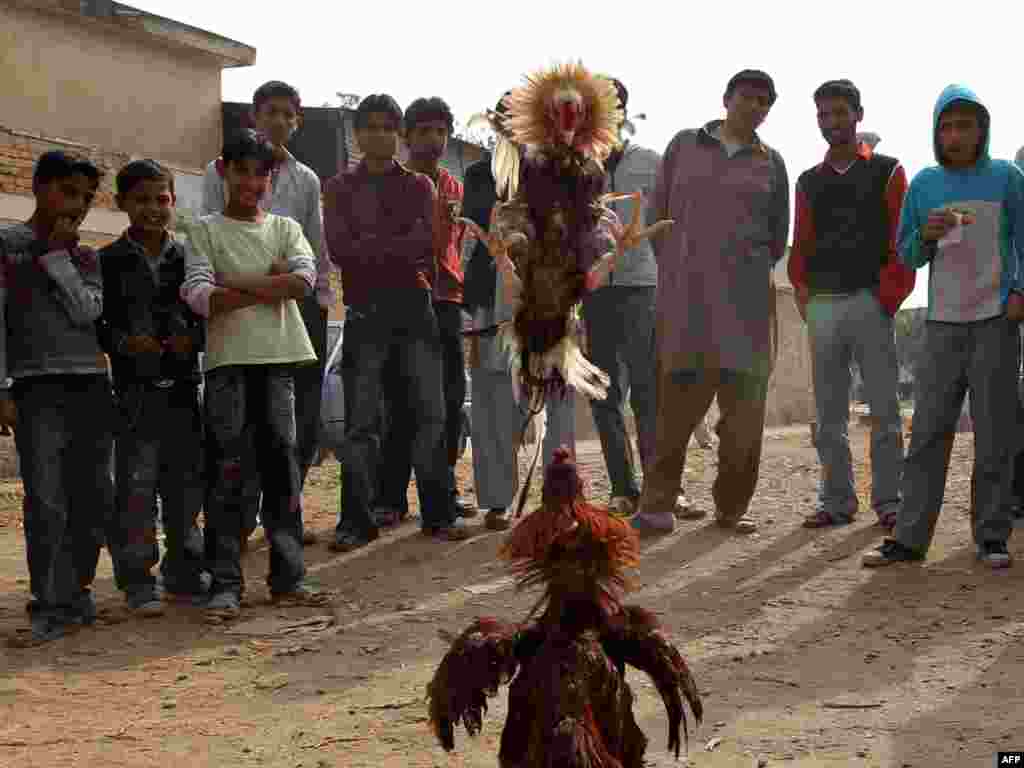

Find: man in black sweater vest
[788,79,916,529]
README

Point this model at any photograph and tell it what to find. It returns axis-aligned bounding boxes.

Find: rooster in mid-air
[460,61,673,412]
[426,448,703,767]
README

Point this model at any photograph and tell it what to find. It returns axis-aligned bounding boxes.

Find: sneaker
[976,541,1012,569]
[609,496,637,517]
[328,526,379,553]
[862,538,925,567]
[271,582,332,607]
[717,517,758,534]
[485,508,511,531]
[24,613,71,646]
[205,591,241,622]
[127,588,165,618]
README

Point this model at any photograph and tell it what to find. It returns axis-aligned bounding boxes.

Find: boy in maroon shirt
[323,95,455,550]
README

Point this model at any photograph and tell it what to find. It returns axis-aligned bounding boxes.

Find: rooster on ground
[426,448,703,767]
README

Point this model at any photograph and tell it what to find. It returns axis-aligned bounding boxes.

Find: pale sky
[135,0,1024,310]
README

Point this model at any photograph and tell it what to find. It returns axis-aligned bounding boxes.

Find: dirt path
[1,425,1022,768]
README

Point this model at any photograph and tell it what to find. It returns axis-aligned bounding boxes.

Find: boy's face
[224,158,271,209]
[724,83,773,134]
[406,119,450,166]
[938,105,982,168]
[816,96,862,147]
[355,112,399,162]
[119,179,176,237]
[253,96,300,148]
[35,172,97,229]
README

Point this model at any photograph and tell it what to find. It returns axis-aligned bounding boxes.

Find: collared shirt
[201,149,335,308]
[649,119,789,377]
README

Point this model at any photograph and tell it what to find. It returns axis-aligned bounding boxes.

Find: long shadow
[889,616,1024,768]
[633,541,1024,764]
[0,515,524,676]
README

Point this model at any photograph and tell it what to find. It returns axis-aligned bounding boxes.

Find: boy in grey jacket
[582,77,660,517]
[0,151,114,644]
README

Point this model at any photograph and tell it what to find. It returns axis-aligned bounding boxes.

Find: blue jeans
[13,375,114,616]
[203,365,304,597]
[338,297,447,534]
[111,383,205,597]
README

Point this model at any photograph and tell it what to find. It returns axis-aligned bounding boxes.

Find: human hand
[121,335,163,355]
[268,259,290,276]
[921,209,961,242]
[163,335,193,356]
[0,395,16,432]
[457,204,525,275]
[1007,292,1024,323]
[47,212,83,252]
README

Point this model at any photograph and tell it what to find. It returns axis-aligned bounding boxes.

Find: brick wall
[0,126,129,214]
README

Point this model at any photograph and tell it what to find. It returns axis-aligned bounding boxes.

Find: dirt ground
[1,424,1022,768]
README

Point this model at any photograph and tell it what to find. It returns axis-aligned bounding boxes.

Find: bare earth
[1,424,1022,768]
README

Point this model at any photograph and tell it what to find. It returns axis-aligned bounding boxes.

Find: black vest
[799,153,898,294]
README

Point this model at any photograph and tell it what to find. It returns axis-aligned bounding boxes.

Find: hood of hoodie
[932,84,991,166]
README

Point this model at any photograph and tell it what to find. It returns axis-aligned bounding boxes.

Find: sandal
[876,509,898,530]
[802,510,845,529]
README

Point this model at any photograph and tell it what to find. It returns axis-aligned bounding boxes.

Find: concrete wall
[0,2,222,172]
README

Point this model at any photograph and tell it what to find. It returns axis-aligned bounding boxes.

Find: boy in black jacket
[100,160,207,615]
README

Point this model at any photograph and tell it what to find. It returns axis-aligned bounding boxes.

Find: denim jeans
[376,300,466,513]
[203,365,304,597]
[338,296,447,534]
[13,374,114,615]
[294,295,328,519]
[111,383,205,597]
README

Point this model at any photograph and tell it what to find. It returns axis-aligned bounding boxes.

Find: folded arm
[39,247,103,327]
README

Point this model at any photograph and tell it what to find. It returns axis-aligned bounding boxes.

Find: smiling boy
[183,130,326,620]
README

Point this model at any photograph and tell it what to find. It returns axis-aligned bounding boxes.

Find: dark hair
[33,150,101,188]
[253,80,301,113]
[725,69,777,105]
[403,97,455,135]
[814,79,861,112]
[608,77,628,112]
[222,129,275,174]
[116,159,175,198]
[354,94,403,132]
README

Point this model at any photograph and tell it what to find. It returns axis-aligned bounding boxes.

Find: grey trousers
[582,286,657,499]
[807,289,903,520]
[469,367,575,510]
[895,317,1019,552]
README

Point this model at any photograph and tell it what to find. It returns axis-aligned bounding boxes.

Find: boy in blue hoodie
[863,85,1024,568]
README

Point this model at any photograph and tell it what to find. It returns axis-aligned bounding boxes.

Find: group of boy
[4,69,1023,644]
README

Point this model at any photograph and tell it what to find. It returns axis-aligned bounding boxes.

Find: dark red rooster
[426,448,703,766]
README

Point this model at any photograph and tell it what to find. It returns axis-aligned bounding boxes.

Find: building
[0,0,256,247]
